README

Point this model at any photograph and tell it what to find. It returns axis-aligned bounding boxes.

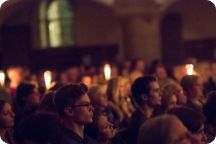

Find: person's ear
[64,107,74,116]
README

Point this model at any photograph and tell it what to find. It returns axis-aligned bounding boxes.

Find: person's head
[7,66,24,87]
[131,76,161,107]
[54,83,94,124]
[17,112,61,144]
[39,92,56,112]
[161,84,178,112]
[130,58,146,73]
[138,115,193,144]
[107,76,131,104]
[203,91,216,131]
[85,111,116,141]
[168,106,206,144]
[0,100,15,129]
[16,82,41,107]
[169,82,187,105]
[181,75,203,100]
[80,74,92,88]
[88,84,108,108]
[195,61,211,83]
[149,60,167,79]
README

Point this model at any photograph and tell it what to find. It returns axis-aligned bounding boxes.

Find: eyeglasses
[71,102,93,108]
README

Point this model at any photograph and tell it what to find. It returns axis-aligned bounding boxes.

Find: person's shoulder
[87,136,99,144]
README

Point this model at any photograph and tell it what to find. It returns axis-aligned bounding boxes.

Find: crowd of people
[0,57,216,144]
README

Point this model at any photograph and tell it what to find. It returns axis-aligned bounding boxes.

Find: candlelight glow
[44,70,52,90]
[185,64,194,75]
[0,71,5,87]
[104,64,111,80]
[0,0,7,7]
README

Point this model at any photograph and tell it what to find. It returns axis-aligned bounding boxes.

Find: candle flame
[104,64,111,80]
[0,71,5,87]
[44,70,52,90]
[0,0,7,8]
[185,64,194,75]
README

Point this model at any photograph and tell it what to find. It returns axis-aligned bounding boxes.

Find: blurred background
[0,0,215,71]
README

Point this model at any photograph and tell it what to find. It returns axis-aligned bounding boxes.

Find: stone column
[119,13,161,62]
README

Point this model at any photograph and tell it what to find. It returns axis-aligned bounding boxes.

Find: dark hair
[129,58,145,73]
[181,75,199,93]
[39,92,56,112]
[0,100,6,111]
[16,82,36,106]
[168,106,204,133]
[85,110,107,139]
[203,91,216,126]
[148,59,163,75]
[131,76,156,105]
[49,82,63,92]
[54,83,88,117]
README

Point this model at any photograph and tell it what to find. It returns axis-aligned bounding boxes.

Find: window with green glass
[39,0,74,48]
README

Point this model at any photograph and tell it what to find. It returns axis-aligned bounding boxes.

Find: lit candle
[0,0,7,7]
[104,64,111,80]
[185,64,194,75]
[44,70,52,90]
[0,71,5,87]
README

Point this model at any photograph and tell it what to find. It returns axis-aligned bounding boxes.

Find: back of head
[40,91,56,112]
[138,115,178,144]
[16,82,36,106]
[88,84,107,106]
[54,83,88,117]
[181,75,199,93]
[131,76,156,105]
[168,106,204,133]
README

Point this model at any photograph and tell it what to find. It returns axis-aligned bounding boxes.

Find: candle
[44,70,52,90]
[0,0,7,7]
[104,64,111,81]
[0,71,5,87]
[185,64,194,75]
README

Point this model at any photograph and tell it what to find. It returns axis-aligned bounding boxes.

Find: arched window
[39,0,74,48]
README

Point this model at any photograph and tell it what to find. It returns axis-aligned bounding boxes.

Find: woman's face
[96,92,108,108]
[96,115,116,140]
[169,94,177,109]
[119,79,131,97]
[94,87,108,108]
[0,103,15,128]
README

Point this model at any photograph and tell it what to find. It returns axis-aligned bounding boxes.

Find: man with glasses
[54,83,96,144]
